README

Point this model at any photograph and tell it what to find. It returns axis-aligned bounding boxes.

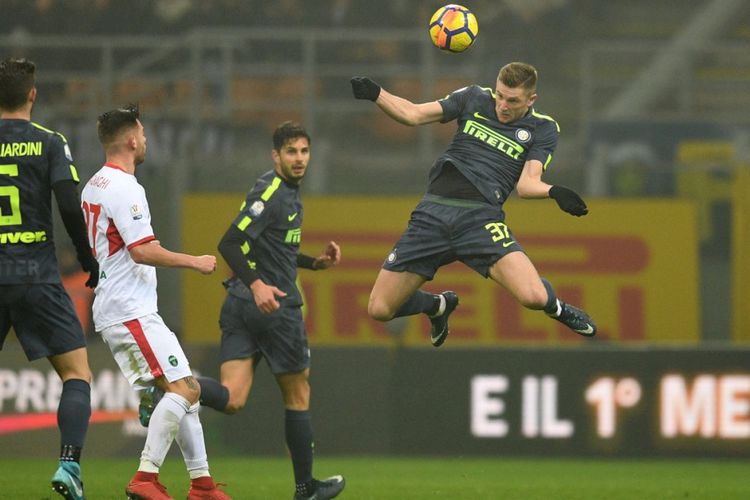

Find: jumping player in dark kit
[0,57,98,500]
[350,61,596,345]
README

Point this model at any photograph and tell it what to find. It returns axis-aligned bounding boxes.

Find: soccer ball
[428,4,479,53]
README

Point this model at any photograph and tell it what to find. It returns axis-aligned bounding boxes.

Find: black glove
[78,252,100,288]
[549,185,588,216]
[350,76,381,101]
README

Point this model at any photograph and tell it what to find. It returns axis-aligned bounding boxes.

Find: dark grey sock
[58,379,90,461]
[197,376,229,412]
[541,278,559,315]
[394,290,440,318]
[286,409,314,489]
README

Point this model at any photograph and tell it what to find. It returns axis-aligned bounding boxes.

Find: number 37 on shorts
[485,221,515,248]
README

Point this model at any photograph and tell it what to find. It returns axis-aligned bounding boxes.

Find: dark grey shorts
[218,294,309,374]
[382,194,523,280]
[0,283,86,361]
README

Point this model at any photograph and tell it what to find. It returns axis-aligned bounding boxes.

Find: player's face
[494,82,536,123]
[272,137,310,184]
[134,119,147,165]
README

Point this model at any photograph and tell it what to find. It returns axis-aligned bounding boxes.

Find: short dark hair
[497,62,538,93]
[97,103,140,145]
[273,121,310,151]
[0,58,36,111]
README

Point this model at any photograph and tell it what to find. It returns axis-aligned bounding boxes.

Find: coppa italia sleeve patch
[249,200,265,216]
[130,204,143,220]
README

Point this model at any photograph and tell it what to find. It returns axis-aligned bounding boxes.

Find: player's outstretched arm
[549,185,589,216]
[516,159,589,216]
[53,180,99,288]
[129,241,216,274]
[516,159,554,199]
[314,240,341,270]
[350,76,443,126]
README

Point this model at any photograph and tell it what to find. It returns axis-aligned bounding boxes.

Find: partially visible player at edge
[0,57,98,500]
[143,121,346,500]
[350,62,596,345]
[80,105,231,500]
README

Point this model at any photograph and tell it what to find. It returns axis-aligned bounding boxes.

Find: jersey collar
[104,162,131,174]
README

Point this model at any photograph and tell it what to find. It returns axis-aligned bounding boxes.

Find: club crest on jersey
[386,249,397,264]
[249,200,265,216]
[130,204,143,220]
[515,129,531,143]
[168,355,178,367]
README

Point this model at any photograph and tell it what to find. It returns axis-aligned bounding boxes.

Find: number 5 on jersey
[0,164,21,226]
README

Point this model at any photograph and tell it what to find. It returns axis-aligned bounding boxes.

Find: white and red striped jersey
[81,163,157,330]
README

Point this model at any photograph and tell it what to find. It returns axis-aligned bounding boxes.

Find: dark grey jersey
[226,170,304,307]
[434,85,560,206]
[0,119,79,284]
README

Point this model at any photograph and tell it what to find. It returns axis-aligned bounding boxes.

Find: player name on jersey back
[0,141,43,157]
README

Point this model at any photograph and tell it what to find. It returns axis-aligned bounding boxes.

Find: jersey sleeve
[232,182,279,240]
[438,85,476,123]
[48,132,80,185]
[527,119,560,170]
[109,184,156,249]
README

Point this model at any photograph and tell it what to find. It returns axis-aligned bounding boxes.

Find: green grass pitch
[5,456,748,499]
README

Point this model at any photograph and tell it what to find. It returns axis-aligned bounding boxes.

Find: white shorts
[99,313,192,391]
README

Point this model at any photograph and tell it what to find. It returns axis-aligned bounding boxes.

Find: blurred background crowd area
[1,0,748,189]
[3,0,575,34]
[2,0,750,342]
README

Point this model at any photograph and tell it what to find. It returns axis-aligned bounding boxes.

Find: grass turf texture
[5,456,748,499]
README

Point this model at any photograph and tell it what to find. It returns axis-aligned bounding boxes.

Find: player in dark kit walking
[159,122,345,500]
[350,62,596,345]
[0,58,98,500]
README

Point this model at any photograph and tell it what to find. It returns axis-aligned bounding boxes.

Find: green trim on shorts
[424,193,490,209]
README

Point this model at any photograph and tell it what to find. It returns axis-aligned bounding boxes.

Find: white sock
[140,392,191,468]
[175,402,210,476]
[547,298,563,317]
[429,294,446,318]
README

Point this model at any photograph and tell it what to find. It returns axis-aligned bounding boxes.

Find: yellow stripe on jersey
[531,110,560,133]
[69,164,79,182]
[261,177,282,201]
[479,86,495,98]
[543,154,553,171]
[237,216,252,231]
[241,242,250,255]
[31,122,69,143]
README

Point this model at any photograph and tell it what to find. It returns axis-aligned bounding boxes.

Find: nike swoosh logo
[502,240,515,248]
[575,324,595,335]
[473,111,492,121]
[288,213,298,221]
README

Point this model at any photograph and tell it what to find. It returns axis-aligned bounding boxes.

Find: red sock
[190,476,215,489]
[132,471,159,482]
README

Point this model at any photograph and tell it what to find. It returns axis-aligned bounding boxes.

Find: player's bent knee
[169,378,201,405]
[224,398,246,415]
[518,289,548,310]
[368,300,395,322]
